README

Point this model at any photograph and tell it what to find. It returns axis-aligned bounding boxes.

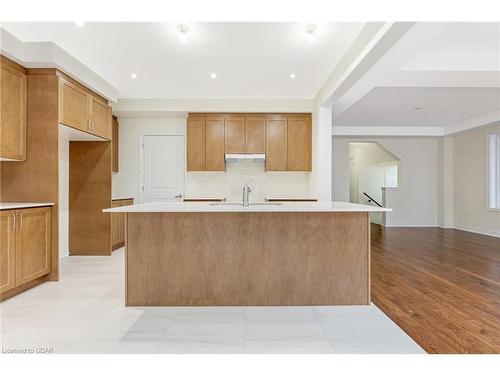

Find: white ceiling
[332,22,500,134]
[335,87,500,127]
[2,22,364,99]
[350,142,399,163]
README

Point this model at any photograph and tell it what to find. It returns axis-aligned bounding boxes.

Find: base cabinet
[0,207,51,297]
[111,199,133,250]
[15,207,52,286]
[0,211,16,294]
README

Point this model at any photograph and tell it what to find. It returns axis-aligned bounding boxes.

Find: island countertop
[103,201,391,213]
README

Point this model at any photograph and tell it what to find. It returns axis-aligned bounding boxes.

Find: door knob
[174,194,183,198]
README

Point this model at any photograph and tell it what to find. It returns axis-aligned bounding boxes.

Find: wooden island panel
[125,211,370,306]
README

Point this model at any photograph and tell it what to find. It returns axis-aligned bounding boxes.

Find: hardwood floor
[371,224,500,353]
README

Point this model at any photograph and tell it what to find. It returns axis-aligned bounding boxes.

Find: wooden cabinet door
[111,200,121,248]
[118,201,125,245]
[265,116,287,171]
[59,79,90,132]
[15,207,51,287]
[206,118,225,171]
[0,60,27,160]
[90,98,112,140]
[245,117,266,153]
[287,116,311,171]
[112,117,119,172]
[224,117,245,153]
[121,200,133,245]
[187,117,206,171]
[0,210,16,294]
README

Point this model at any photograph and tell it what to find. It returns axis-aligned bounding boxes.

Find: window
[488,133,500,209]
[383,162,399,188]
[384,173,398,188]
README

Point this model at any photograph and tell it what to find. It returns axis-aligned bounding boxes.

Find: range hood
[224,153,266,163]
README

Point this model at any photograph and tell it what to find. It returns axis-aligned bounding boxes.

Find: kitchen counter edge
[103,201,391,213]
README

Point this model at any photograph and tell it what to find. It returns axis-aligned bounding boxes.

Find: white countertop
[265,196,318,201]
[0,202,54,210]
[103,201,391,213]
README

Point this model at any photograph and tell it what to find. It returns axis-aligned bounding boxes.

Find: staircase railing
[362,192,383,207]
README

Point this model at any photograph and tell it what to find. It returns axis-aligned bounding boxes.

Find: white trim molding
[1,28,118,102]
[453,225,500,239]
[332,126,445,137]
[114,98,314,116]
[445,109,500,135]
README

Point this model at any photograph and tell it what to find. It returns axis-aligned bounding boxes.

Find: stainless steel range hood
[224,153,266,163]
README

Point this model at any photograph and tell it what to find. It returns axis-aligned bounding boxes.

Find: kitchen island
[104,202,390,306]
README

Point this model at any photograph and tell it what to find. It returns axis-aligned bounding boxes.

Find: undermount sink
[209,202,282,206]
[249,202,282,206]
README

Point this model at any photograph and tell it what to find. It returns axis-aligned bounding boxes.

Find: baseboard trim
[453,225,500,239]
[383,224,438,228]
[381,223,500,238]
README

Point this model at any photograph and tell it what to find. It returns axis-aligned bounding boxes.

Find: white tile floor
[0,248,425,354]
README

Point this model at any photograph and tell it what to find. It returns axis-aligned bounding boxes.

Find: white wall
[310,105,332,201]
[112,118,186,200]
[186,163,311,200]
[113,117,314,202]
[350,144,398,224]
[58,134,69,258]
[452,122,500,237]
[437,137,454,228]
[333,137,439,227]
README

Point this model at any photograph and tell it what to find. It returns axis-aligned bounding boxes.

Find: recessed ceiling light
[413,106,422,111]
[290,73,296,79]
[74,22,85,28]
[177,24,190,43]
[305,24,318,43]
[210,73,217,79]
[130,73,137,79]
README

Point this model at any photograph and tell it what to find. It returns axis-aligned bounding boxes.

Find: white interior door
[142,135,184,202]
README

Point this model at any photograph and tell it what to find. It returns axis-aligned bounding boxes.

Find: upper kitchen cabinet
[58,75,112,140]
[266,114,311,172]
[245,116,266,153]
[90,97,112,140]
[112,116,119,172]
[0,56,27,161]
[205,117,225,171]
[187,116,206,171]
[265,115,288,171]
[287,115,312,171]
[186,113,311,172]
[59,79,89,132]
[225,116,245,153]
[225,115,266,154]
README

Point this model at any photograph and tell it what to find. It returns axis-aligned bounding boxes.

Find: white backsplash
[185,161,311,201]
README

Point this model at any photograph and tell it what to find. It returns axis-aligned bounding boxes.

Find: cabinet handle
[90,119,94,132]
[19,213,23,229]
[11,214,16,230]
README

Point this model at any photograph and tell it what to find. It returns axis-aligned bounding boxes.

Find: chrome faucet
[242,180,253,206]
